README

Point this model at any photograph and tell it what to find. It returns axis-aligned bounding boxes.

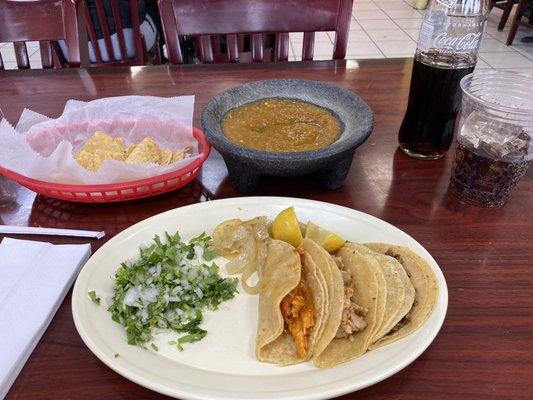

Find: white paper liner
[0,95,200,185]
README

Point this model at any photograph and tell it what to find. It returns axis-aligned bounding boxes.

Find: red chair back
[158,0,353,63]
[0,0,83,69]
[81,0,148,66]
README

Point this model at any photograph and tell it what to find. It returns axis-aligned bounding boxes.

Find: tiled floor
[287,0,533,73]
[1,0,533,72]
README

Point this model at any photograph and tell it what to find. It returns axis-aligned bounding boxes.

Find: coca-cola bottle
[398,0,490,159]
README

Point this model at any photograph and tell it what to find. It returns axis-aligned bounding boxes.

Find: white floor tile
[377,2,415,11]
[358,19,394,30]
[315,32,333,43]
[292,41,334,57]
[0,45,17,62]
[354,3,381,11]
[346,53,389,60]
[289,41,296,61]
[513,44,533,60]
[404,29,420,41]
[480,37,514,52]
[375,40,417,57]
[345,41,383,57]
[290,32,303,42]
[290,32,332,43]
[393,18,423,30]
[349,20,363,30]
[479,51,533,68]
[384,8,423,19]
[475,59,492,69]
[366,28,411,41]
[30,59,43,69]
[1,61,18,70]
[485,26,533,44]
[25,41,40,52]
[495,67,533,74]
[354,10,389,20]
[313,55,334,61]
[347,29,373,42]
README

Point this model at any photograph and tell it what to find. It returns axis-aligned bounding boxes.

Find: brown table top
[0,59,532,400]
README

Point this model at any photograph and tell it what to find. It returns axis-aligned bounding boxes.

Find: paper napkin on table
[0,238,91,399]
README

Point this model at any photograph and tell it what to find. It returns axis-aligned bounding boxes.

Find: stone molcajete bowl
[201,79,374,193]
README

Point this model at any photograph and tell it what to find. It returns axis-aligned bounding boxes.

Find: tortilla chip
[123,144,137,159]
[126,138,161,164]
[114,137,125,149]
[75,150,97,171]
[159,147,173,165]
[75,131,128,171]
[78,131,123,154]
[171,146,193,163]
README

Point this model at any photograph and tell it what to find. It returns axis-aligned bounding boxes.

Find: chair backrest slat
[213,36,222,55]
[158,0,183,63]
[332,0,353,60]
[0,0,82,69]
[227,34,239,62]
[158,0,354,64]
[83,0,103,62]
[110,0,128,60]
[94,0,116,61]
[128,0,145,64]
[199,35,214,63]
[275,33,289,61]
[14,42,30,69]
[39,41,53,68]
[302,32,315,61]
[251,34,263,62]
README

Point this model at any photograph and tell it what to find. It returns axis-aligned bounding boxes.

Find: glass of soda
[449,70,532,207]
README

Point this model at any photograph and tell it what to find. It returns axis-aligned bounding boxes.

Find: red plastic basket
[0,128,211,203]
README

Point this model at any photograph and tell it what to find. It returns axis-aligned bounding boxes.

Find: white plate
[72,197,448,400]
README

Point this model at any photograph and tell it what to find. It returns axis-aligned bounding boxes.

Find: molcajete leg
[224,157,261,194]
[318,152,355,190]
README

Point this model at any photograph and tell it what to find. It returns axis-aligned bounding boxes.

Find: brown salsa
[221,98,341,152]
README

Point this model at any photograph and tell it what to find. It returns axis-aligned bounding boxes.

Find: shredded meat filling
[280,270,315,358]
[334,256,368,340]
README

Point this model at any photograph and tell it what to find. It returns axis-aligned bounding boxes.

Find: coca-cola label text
[434,32,483,52]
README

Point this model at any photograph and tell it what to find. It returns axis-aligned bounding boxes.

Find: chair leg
[499,0,515,31]
[507,0,528,45]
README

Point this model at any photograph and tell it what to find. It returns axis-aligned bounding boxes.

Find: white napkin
[0,238,91,398]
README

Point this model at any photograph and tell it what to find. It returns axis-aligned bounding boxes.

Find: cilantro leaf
[88,290,101,305]
[108,230,238,351]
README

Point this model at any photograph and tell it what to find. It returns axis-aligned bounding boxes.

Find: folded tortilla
[256,239,326,365]
[347,243,415,343]
[364,243,438,350]
[313,244,382,368]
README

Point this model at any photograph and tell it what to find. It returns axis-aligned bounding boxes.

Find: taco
[312,243,385,368]
[256,239,327,365]
[347,243,416,344]
[364,243,438,350]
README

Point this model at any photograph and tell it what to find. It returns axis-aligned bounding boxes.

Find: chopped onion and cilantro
[106,231,238,351]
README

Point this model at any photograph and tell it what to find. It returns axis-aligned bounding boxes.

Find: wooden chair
[0,0,83,69]
[81,0,160,66]
[506,0,533,45]
[157,0,353,64]
[491,0,520,31]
